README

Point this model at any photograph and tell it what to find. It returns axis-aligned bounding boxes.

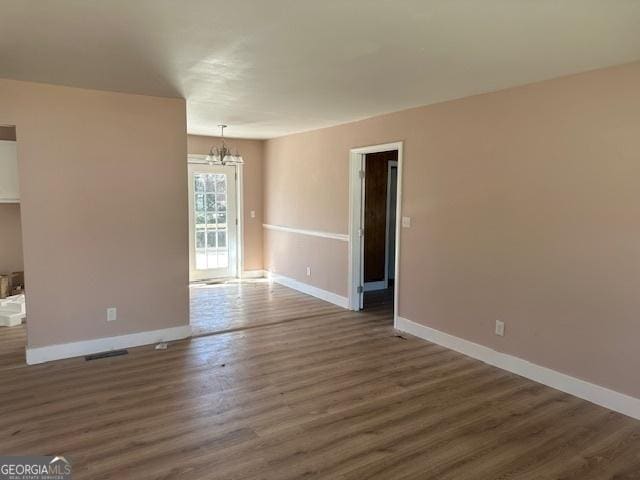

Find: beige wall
[0,78,188,348]
[263,61,640,398]
[263,228,348,294]
[187,135,264,272]
[0,203,23,274]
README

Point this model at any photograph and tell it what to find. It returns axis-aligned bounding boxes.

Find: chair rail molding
[263,223,349,242]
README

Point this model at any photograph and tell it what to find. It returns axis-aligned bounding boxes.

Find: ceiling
[1,1,639,139]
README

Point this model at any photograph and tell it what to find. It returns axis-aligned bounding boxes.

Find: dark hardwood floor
[1,281,639,479]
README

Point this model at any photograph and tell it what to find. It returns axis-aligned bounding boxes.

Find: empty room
[1,1,640,478]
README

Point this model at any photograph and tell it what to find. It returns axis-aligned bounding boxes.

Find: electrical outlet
[107,307,117,322]
[250,210,256,218]
[306,266,311,276]
[402,216,411,228]
[495,320,505,336]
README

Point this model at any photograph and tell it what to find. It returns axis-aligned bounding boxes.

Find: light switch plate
[402,216,411,228]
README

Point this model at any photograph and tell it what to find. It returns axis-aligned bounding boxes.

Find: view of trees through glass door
[188,164,237,280]
[194,172,228,269]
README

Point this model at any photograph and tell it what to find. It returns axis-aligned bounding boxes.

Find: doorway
[363,151,398,294]
[0,124,27,367]
[187,163,239,281]
[348,142,403,325]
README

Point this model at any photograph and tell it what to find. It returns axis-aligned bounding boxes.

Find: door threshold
[190,277,237,286]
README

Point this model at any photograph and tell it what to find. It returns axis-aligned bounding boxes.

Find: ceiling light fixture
[206,124,243,165]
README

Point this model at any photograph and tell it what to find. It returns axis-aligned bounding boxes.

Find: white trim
[393,146,403,327]
[25,325,192,365]
[350,142,404,155]
[396,317,640,421]
[262,223,348,242]
[241,269,266,279]
[187,153,209,163]
[267,272,349,309]
[187,153,244,166]
[348,141,403,323]
[364,281,386,292]
[348,151,364,310]
[236,163,245,277]
[385,160,398,284]
[359,156,366,309]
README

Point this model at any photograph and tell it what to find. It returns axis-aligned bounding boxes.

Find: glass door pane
[194,172,229,270]
[188,163,238,281]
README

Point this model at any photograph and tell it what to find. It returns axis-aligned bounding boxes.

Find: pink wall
[187,135,264,272]
[263,62,640,398]
[0,203,23,274]
[263,228,348,294]
[0,78,188,348]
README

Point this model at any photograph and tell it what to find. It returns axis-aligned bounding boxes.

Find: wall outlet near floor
[107,307,117,322]
[495,320,505,336]
[306,266,311,276]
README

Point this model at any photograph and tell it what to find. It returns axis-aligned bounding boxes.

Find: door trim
[236,163,245,279]
[348,142,403,327]
[187,156,244,280]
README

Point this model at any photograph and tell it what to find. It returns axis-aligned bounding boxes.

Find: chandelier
[206,125,244,165]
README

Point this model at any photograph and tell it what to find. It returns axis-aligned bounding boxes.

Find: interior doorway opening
[0,124,27,367]
[187,147,247,338]
[349,142,403,326]
[363,151,398,309]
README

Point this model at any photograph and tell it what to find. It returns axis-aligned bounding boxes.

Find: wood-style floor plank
[1,282,639,479]
[0,318,26,370]
[189,280,345,336]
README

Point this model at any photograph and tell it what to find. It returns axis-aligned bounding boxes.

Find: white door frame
[348,142,403,327]
[187,155,244,280]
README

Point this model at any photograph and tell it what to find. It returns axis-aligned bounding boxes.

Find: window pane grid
[194,173,229,270]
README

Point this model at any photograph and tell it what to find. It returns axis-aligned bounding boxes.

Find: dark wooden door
[364,150,397,283]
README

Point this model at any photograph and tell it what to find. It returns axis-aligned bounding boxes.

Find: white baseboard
[364,281,387,292]
[267,272,349,309]
[396,316,640,421]
[241,270,266,279]
[26,324,192,365]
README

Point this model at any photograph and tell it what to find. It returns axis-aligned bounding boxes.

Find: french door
[188,163,238,281]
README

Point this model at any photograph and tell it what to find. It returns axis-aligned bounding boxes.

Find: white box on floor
[0,293,26,327]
